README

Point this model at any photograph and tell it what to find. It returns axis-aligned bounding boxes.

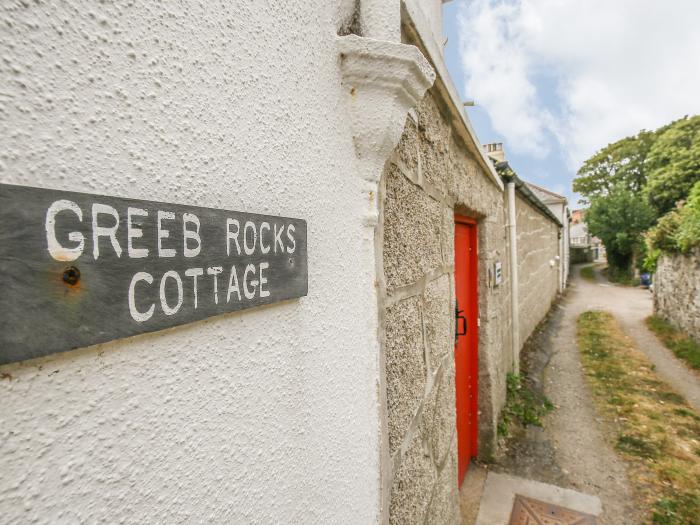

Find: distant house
[570,221,588,245]
[570,209,606,261]
[571,208,585,224]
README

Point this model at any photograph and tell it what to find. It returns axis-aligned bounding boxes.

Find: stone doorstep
[475,472,602,525]
[459,464,488,525]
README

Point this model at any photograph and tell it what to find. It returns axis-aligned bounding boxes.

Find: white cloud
[458,0,700,168]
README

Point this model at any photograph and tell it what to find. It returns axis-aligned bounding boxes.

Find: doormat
[508,494,597,524]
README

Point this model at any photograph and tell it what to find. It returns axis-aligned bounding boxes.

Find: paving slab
[475,472,602,525]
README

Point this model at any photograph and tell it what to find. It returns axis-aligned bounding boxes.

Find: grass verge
[577,311,700,524]
[601,266,638,286]
[646,315,700,371]
[580,265,596,281]
[497,372,554,437]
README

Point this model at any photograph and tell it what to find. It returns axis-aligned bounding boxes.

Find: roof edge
[400,0,504,192]
[493,161,563,227]
[525,181,568,203]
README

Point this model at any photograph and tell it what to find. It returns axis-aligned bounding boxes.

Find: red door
[454,215,479,487]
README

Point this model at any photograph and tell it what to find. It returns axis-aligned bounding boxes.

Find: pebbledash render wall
[654,250,700,341]
[513,193,561,351]
[378,28,514,524]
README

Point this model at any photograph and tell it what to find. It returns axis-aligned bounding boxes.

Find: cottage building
[1,1,566,523]
[570,208,606,262]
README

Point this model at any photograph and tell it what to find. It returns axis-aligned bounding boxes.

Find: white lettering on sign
[260,222,271,254]
[274,223,284,253]
[45,199,85,261]
[92,203,122,259]
[259,261,270,298]
[125,263,273,322]
[183,213,201,258]
[226,218,241,256]
[43,199,300,324]
[207,266,224,305]
[128,272,155,322]
[227,264,242,302]
[160,270,183,315]
[243,221,256,256]
[127,207,149,259]
[286,224,296,253]
[157,211,176,258]
[0,183,308,366]
[184,267,204,309]
[243,264,257,300]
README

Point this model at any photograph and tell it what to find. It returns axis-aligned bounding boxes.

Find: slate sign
[0,183,308,365]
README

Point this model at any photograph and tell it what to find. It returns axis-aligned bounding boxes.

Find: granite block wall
[379,89,511,524]
[513,193,560,353]
[654,250,700,341]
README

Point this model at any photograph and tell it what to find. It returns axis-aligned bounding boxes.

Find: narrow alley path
[487,264,700,524]
[583,264,700,412]
[543,263,700,524]
[541,266,641,525]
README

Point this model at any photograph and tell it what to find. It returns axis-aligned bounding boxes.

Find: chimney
[483,142,506,163]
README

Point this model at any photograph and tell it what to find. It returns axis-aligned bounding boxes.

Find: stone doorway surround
[337,30,436,525]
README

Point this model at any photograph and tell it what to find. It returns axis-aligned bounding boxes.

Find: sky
[443,0,700,204]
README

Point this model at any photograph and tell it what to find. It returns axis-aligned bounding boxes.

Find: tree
[644,115,700,216]
[647,180,700,254]
[575,115,700,274]
[586,187,656,276]
[644,180,700,271]
[573,129,658,203]
[675,181,700,252]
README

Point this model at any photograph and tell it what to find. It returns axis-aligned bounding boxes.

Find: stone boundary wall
[378,87,511,523]
[654,250,700,341]
[514,193,561,354]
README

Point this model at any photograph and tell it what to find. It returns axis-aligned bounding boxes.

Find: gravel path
[543,266,642,525]
[583,265,700,412]
[493,265,641,523]
[492,264,700,524]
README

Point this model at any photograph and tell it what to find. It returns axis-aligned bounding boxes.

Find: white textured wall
[0,2,380,523]
[413,0,445,51]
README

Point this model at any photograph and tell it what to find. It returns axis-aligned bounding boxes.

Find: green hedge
[645,180,700,270]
